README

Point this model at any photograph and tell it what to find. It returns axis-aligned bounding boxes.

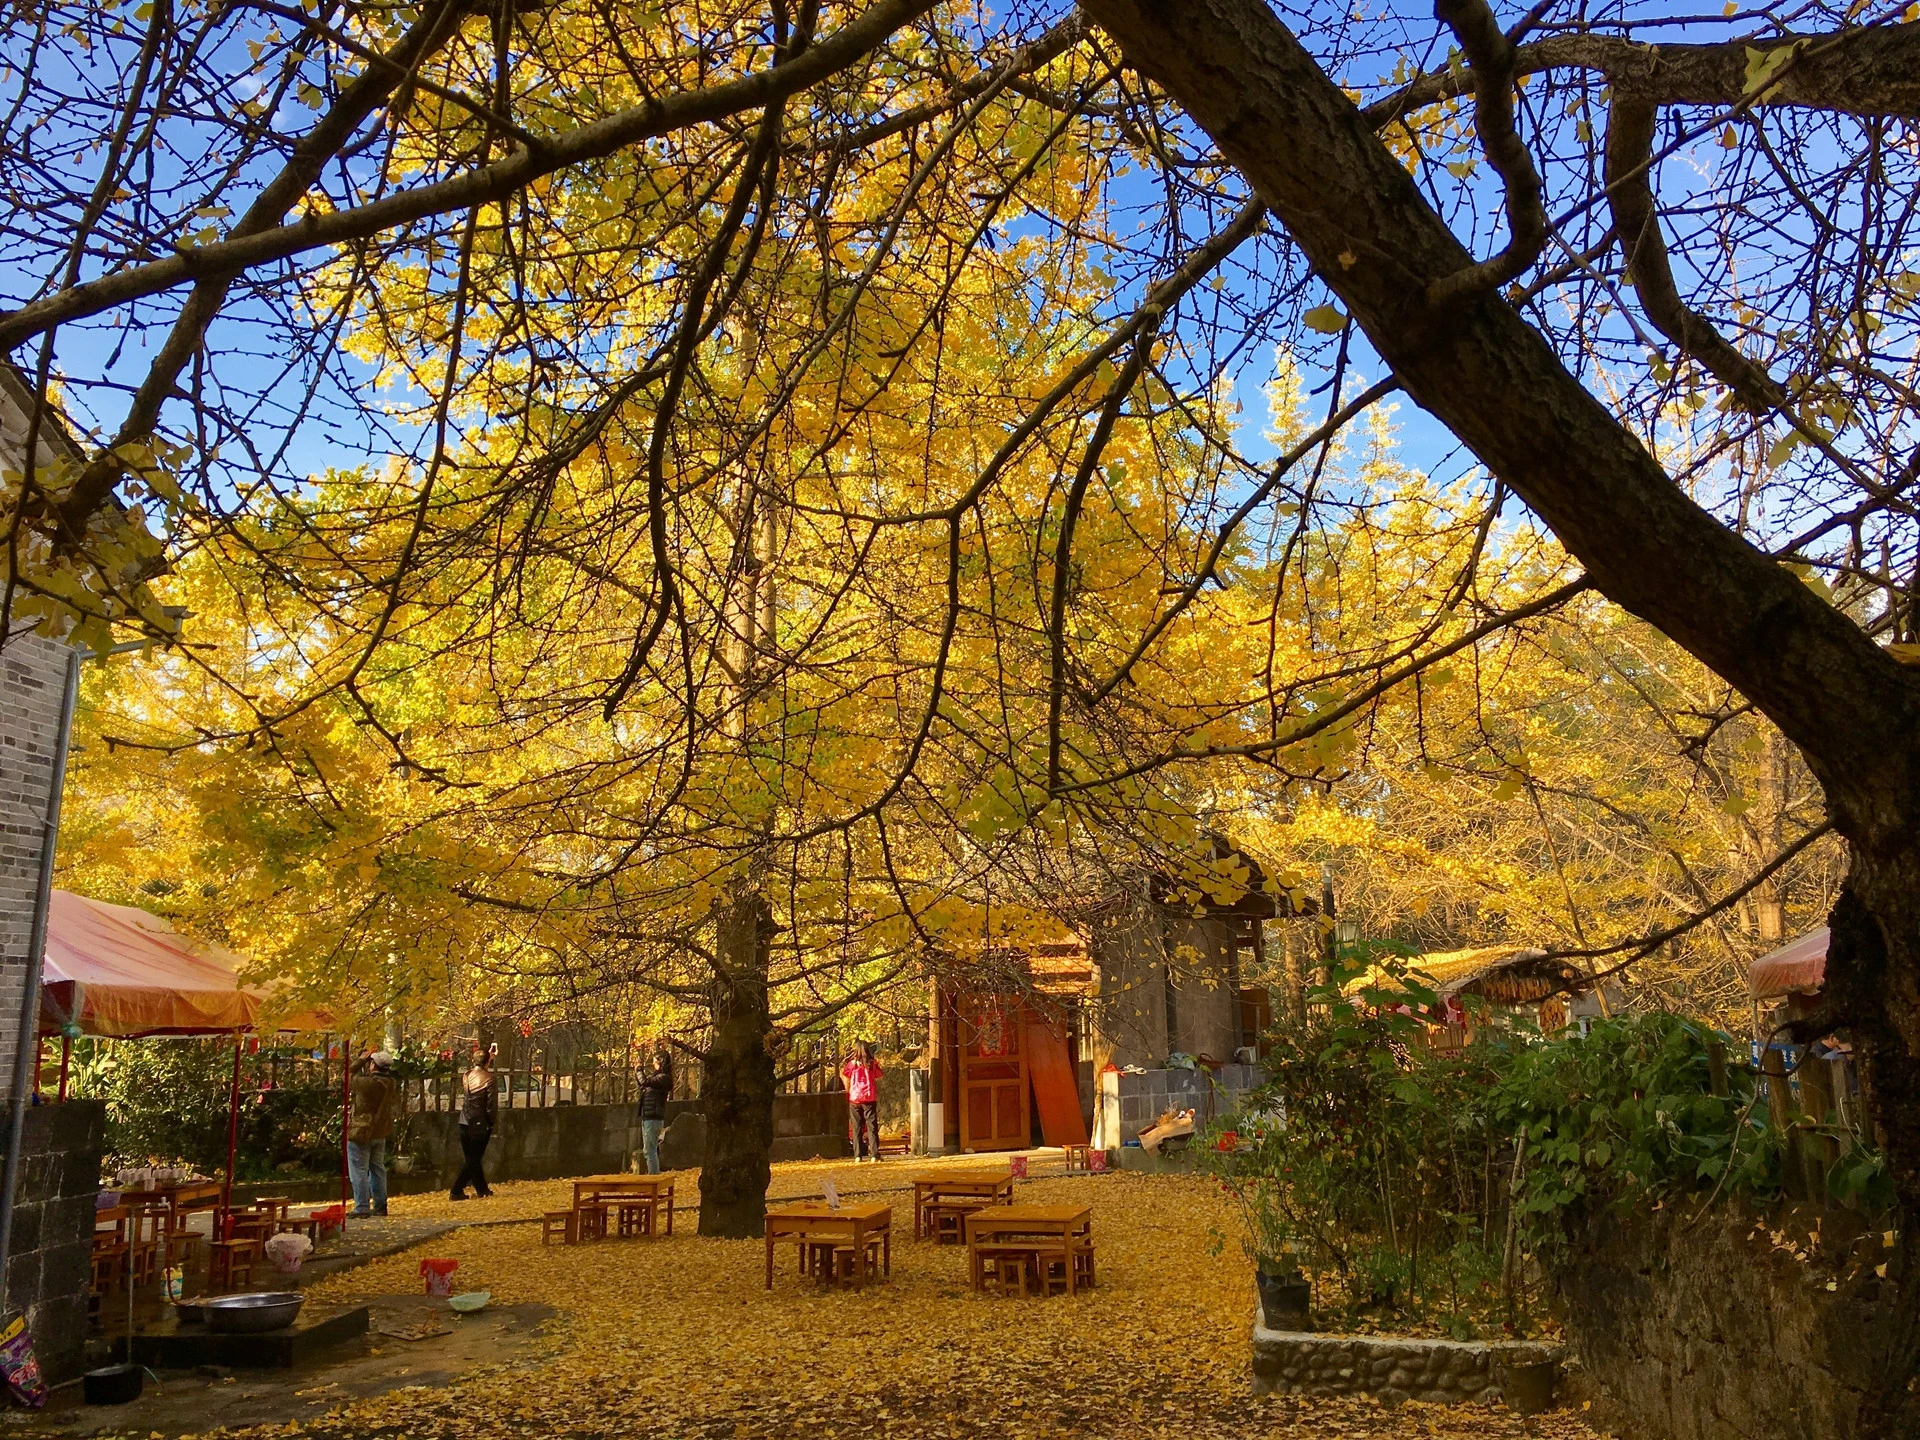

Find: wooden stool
[90,1240,126,1298]
[541,1210,579,1246]
[977,1246,1031,1297]
[576,1203,609,1242]
[127,1236,160,1288]
[816,1237,887,1286]
[1062,1144,1091,1174]
[163,1222,202,1270]
[615,1200,654,1238]
[228,1211,275,1248]
[926,1201,980,1245]
[208,1237,258,1290]
[800,1240,838,1279]
[1035,1243,1095,1296]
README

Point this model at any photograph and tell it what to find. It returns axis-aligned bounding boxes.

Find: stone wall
[1545,1202,1897,1440]
[1091,1063,1263,1148]
[396,1092,852,1189]
[0,1100,102,1382]
[1251,1321,1560,1406]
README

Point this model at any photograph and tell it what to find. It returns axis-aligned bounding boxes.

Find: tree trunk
[1281,923,1306,1026]
[1076,0,1920,1426]
[698,885,776,1239]
[1824,869,1920,1433]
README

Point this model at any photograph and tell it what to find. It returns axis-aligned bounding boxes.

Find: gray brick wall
[0,628,71,1111]
[0,628,70,1111]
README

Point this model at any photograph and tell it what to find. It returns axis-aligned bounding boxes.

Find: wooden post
[1760,1046,1804,1198]
[221,1033,241,1215]
[1706,1037,1728,1098]
[340,1035,352,1218]
[1799,1053,1840,1191]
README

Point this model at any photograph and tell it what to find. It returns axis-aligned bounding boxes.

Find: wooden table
[572,1176,674,1236]
[116,1179,219,1219]
[763,1203,892,1289]
[910,1171,1013,1239]
[964,1204,1092,1295]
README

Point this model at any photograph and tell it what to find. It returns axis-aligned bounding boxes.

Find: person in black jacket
[638,1048,672,1174]
[450,1045,498,1201]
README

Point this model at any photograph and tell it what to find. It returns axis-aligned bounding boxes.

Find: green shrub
[1203,950,1891,1335]
[68,1038,343,1180]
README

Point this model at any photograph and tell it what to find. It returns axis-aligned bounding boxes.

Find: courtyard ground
[38,1164,1607,1439]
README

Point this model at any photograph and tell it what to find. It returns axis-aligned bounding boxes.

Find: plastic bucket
[83,1364,143,1406]
[1496,1359,1559,1414]
[421,1258,459,1297]
[1256,1269,1312,1331]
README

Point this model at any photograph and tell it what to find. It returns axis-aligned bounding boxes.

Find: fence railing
[1749,1038,1869,1201]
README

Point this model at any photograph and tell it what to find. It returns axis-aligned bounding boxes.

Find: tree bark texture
[1077,0,1920,1427]
[1374,22,1920,123]
[697,886,777,1239]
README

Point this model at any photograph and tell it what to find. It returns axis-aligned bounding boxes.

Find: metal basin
[200,1292,305,1333]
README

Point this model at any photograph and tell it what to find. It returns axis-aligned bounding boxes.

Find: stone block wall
[1546,1201,1896,1440]
[399,1093,853,1189]
[0,1100,102,1383]
[1251,1320,1560,1406]
[1092,1063,1263,1147]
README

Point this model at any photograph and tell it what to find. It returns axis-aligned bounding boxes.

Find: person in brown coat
[347,1050,400,1218]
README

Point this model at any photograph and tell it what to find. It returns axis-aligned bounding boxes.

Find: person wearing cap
[347,1050,400,1218]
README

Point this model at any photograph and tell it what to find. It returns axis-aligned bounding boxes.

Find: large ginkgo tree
[4,0,1918,1413]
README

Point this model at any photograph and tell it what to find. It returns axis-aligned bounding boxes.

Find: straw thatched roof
[1349,945,1593,1006]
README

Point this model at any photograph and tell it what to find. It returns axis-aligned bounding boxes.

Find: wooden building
[923,842,1315,1154]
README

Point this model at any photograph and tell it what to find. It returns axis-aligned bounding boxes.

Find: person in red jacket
[841,1042,883,1163]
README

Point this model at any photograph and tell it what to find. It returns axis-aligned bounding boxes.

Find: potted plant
[1254,1249,1313,1331]
[1201,1119,1321,1331]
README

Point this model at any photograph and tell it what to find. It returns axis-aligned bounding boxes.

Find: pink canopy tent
[36,889,342,1215]
[1748,926,1829,1000]
[39,890,265,1039]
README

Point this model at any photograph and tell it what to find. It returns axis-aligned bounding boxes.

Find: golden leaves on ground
[165,1169,1616,1440]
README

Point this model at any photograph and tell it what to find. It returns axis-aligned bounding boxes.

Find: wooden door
[958,995,1029,1152]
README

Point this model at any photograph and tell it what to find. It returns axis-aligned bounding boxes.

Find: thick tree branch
[49,0,479,547]
[1426,0,1546,304]
[1078,0,1920,846]
[1603,97,1783,413]
[1365,22,1920,127]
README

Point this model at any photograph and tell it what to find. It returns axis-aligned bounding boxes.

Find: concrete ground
[17,1295,558,1437]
